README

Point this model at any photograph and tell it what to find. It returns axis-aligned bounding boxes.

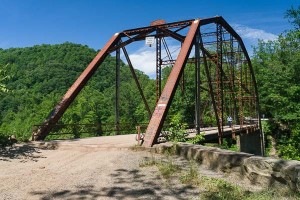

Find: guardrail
[32,123,150,139]
[32,120,258,141]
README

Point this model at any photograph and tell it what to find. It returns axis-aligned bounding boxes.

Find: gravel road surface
[0,136,199,200]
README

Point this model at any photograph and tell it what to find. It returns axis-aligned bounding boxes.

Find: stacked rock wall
[152,143,300,192]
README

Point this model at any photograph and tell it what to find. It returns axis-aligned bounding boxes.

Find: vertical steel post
[199,31,223,144]
[181,42,185,94]
[181,71,185,94]
[230,35,238,125]
[156,35,162,102]
[142,20,200,147]
[122,46,152,119]
[115,41,120,135]
[195,31,201,135]
[32,33,120,140]
[238,45,244,127]
[217,24,224,136]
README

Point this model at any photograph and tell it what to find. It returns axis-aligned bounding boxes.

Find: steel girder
[32,17,262,154]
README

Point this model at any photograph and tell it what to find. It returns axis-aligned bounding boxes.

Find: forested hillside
[0,43,155,141]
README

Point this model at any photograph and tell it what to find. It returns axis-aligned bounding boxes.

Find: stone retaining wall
[152,142,300,192]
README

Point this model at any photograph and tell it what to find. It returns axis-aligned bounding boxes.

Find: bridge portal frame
[32,16,263,155]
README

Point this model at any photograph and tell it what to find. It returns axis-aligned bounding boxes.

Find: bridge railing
[32,123,150,140]
[32,119,259,141]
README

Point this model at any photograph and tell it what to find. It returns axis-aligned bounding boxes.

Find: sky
[0,0,299,76]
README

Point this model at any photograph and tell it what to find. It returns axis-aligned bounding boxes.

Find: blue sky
[0,0,299,76]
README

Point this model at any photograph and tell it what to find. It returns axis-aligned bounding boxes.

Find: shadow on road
[29,164,198,199]
[0,144,47,162]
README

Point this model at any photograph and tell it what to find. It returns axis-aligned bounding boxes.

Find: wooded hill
[0,43,157,141]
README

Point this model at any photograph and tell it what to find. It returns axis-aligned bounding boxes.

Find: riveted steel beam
[142,19,200,147]
[32,33,121,140]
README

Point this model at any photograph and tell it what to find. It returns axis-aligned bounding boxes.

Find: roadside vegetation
[139,155,300,199]
[252,6,300,160]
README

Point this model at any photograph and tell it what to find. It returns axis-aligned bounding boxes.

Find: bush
[166,113,188,143]
[0,132,10,147]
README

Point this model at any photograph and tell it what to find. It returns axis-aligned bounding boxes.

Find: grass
[139,155,300,200]
[129,144,145,151]
[139,156,159,167]
[157,158,181,179]
[139,156,180,179]
[180,161,200,185]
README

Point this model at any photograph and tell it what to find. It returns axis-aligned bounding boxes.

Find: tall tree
[285,5,300,30]
[0,64,9,93]
[253,6,300,160]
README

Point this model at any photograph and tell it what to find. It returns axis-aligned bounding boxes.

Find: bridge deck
[32,134,137,150]
[31,124,259,149]
[186,124,259,141]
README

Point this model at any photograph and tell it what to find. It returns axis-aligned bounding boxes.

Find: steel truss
[32,17,262,153]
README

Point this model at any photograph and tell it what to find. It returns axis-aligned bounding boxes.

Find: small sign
[145,36,155,45]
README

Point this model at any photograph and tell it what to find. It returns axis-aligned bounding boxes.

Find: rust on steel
[122,19,194,36]
[33,33,121,140]
[142,19,201,147]
[32,19,196,141]
[150,19,166,26]
[32,16,262,155]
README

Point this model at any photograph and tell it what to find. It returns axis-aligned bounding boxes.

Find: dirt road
[0,136,199,200]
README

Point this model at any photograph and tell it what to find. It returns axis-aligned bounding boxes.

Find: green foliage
[166,113,188,142]
[139,156,159,167]
[285,5,300,30]
[0,64,10,93]
[162,63,214,127]
[180,161,199,184]
[0,132,10,147]
[200,176,244,200]
[0,43,155,143]
[261,120,273,136]
[277,123,300,160]
[187,132,205,144]
[252,7,300,160]
[0,64,11,146]
[261,120,277,156]
[219,138,238,152]
[139,156,180,179]
[157,158,181,179]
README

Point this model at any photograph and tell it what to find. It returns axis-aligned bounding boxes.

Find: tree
[252,6,300,160]
[285,5,300,30]
[0,64,10,146]
[0,64,9,93]
[0,43,155,141]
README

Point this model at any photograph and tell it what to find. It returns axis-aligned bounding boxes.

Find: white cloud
[128,47,156,77]
[126,43,181,77]
[233,24,278,42]
[123,25,277,75]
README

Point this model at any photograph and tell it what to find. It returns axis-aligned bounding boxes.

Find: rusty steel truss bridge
[32,16,264,154]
